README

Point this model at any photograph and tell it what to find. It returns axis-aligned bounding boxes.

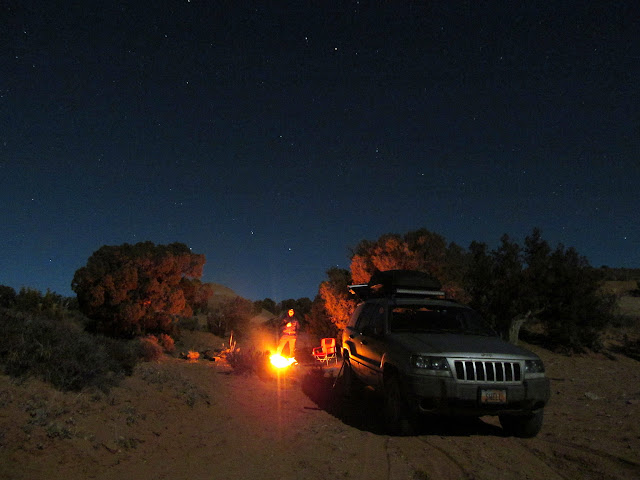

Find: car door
[351,301,386,386]
[343,302,370,378]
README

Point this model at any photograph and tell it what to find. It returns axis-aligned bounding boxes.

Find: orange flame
[187,351,200,361]
[269,354,296,369]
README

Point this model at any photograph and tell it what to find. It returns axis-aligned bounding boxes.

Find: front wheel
[383,374,413,436]
[499,410,544,438]
[340,356,357,397]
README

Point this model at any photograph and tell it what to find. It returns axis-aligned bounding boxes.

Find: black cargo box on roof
[368,270,442,290]
[349,270,444,299]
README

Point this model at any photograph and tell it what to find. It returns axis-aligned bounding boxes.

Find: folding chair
[312,338,338,365]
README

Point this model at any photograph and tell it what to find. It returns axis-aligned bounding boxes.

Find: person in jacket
[276,308,299,357]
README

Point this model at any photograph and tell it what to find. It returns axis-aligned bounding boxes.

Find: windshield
[389,305,496,336]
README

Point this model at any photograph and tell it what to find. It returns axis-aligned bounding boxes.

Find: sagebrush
[0,309,139,392]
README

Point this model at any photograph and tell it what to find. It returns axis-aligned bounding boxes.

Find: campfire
[186,351,200,362]
[269,354,296,369]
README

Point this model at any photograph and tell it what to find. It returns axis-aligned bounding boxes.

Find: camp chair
[312,338,337,365]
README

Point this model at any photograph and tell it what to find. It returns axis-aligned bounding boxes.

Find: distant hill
[209,283,238,297]
[202,283,276,327]
[249,308,277,326]
[206,283,240,307]
[599,267,640,282]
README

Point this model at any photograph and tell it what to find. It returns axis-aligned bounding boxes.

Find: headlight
[411,355,450,371]
[524,359,545,377]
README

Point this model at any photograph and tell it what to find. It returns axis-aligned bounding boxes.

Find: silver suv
[341,270,550,437]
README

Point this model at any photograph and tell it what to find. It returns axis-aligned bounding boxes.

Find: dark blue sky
[2,1,638,301]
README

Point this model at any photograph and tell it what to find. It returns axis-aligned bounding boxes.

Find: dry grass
[174,330,226,356]
[136,361,211,407]
[617,296,640,317]
[601,280,638,296]
[602,294,640,360]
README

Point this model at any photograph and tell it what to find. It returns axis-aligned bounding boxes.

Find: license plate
[480,389,507,404]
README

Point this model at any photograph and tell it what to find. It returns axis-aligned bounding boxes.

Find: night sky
[2,1,639,302]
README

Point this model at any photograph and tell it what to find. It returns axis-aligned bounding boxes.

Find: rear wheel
[383,374,413,436]
[499,410,544,438]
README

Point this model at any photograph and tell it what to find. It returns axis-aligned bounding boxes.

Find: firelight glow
[269,354,296,369]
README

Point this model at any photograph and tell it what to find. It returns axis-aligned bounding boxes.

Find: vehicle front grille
[454,360,521,383]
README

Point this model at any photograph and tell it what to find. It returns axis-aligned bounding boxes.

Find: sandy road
[294,351,640,480]
[168,358,639,480]
[2,345,638,480]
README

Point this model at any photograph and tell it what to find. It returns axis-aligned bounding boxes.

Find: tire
[341,356,357,397]
[499,410,544,438]
[383,374,413,436]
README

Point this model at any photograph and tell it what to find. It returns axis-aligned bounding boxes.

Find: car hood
[389,333,538,359]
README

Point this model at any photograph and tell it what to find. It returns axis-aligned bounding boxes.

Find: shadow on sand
[300,366,504,437]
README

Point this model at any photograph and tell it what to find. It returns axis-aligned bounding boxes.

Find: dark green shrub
[138,335,164,362]
[0,285,16,308]
[466,230,617,351]
[158,333,175,353]
[97,335,140,377]
[206,314,226,336]
[42,330,115,391]
[225,348,269,375]
[620,337,640,361]
[0,309,138,392]
[177,316,200,331]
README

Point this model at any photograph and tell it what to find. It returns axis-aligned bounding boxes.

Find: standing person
[276,308,300,357]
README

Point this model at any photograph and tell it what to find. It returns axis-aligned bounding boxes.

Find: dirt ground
[1,336,639,480]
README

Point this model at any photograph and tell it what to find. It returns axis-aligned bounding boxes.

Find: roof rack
[395,287,446,297]
[348,283,371,298]
[348,270,446,300]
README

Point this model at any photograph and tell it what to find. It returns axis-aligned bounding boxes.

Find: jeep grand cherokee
[341,270,550,437]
